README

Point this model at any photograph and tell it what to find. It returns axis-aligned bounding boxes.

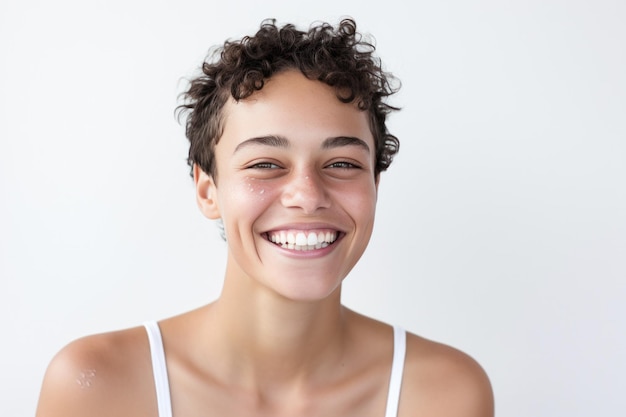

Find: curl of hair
[176,18,400,179]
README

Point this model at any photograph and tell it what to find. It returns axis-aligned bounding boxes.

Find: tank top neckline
[144,321,406,417]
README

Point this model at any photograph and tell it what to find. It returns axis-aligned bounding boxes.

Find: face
[195,70,379,302]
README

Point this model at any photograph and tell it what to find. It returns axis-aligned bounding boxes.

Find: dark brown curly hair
[177,18,400,180]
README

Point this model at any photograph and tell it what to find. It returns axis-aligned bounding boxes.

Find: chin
[268,275,343,303]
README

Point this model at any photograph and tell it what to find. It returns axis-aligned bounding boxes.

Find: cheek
[343,179,377,203]
[218,178,279,220]
[332,181,378,217]
[243,178,272,202]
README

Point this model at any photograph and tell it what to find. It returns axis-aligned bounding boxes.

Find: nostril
[280,173,331,212]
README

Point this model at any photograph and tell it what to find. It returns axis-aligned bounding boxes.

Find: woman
[36,19,494,417]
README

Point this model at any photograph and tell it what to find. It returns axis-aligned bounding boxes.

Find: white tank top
[144,321,406,417]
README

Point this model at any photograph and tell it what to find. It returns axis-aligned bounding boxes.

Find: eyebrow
[321,136,370,153]
[234,135,370,153]
[234,135,289,153]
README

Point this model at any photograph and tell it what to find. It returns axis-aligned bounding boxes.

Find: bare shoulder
[399,332,494,417]
[35,326,155,417]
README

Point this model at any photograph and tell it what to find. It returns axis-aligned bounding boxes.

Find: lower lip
[266,236,342,258]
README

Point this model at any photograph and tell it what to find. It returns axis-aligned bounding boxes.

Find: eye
[326,161,361,169]
[247,162,282,169]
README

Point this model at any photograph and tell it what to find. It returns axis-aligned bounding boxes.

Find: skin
[36,70,494,417]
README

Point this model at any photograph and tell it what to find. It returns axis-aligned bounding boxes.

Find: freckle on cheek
[245,180,268,201]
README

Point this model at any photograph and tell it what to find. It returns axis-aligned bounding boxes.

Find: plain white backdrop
[1,0,624,415]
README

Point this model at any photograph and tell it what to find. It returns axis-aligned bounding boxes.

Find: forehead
[218,70,374,150]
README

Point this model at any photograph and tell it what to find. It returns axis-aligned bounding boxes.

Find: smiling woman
[195,69,379,302]
[35,19,493,417]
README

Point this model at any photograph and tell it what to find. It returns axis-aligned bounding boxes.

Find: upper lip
[261,222,345,234]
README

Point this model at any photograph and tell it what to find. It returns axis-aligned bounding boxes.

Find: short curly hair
[177,18,400,180]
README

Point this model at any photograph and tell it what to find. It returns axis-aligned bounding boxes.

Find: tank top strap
[384,326,406,417]
[143,322,405,417]
[144,321,173,417]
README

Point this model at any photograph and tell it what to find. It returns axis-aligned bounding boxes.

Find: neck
[206,264,348,389]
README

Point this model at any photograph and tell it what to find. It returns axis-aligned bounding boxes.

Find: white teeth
[295,232,307,246]
[268,229,338,251]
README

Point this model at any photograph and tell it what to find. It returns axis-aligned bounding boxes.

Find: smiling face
[195,70,379,302]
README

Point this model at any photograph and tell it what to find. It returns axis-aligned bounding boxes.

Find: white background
[1,0,624,415]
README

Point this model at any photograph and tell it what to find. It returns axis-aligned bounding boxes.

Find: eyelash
[246,160,362,170]
[327,161,361,169]
[248,162,282,169]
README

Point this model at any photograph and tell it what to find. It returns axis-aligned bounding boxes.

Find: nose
[280,169,331,214]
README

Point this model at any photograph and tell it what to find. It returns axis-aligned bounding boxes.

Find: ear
[194,165,221,219]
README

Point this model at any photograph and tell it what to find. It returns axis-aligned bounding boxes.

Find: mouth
[264,229,340,251]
